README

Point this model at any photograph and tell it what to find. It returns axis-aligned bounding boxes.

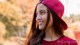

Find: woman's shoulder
[60,36,75,40]
[58,35,78,45]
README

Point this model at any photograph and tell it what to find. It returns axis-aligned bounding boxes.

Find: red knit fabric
[42,36,78,45]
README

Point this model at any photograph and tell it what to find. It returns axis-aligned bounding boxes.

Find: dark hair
[26,4,64,45]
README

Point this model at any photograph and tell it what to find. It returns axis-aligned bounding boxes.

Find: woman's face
[36,4,53,30]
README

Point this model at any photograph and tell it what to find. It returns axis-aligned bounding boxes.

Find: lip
[38,21,44,25]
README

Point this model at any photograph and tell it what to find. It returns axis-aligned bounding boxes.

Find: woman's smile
[38,20,44,25]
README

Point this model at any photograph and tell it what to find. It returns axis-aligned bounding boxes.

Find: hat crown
[39,0,64,18]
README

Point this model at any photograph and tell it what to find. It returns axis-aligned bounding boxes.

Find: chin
[39,26,44,30]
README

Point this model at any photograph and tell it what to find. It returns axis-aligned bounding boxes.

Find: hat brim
[58,16,68,30]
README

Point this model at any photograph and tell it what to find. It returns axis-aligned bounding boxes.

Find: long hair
[26,4,64,45]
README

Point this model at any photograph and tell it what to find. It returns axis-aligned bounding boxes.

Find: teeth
[37,21,43,25]
[39,22,42,25]
[39,22,42,23]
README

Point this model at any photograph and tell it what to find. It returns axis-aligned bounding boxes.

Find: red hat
[38,0,68,30]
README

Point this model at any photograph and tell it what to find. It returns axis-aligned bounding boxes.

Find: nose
[36,14,42,21]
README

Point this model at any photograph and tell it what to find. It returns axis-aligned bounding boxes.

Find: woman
[26,0,78,45]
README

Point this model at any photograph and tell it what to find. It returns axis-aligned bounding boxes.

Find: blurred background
[0,0,79,45]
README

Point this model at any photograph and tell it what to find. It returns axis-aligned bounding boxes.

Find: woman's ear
[50,13,53,23]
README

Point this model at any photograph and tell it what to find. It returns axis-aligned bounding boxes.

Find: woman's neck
[44,26,61,41]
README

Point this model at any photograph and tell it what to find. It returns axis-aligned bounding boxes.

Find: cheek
[42,14,47,24]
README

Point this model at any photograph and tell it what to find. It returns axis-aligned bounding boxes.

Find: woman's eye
[39,10,46,15]
[40,11,46,15]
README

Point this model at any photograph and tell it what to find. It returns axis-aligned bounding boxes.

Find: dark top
[42,36,78,45]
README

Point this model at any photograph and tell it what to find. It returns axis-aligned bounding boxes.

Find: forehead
[36,4,47,11]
